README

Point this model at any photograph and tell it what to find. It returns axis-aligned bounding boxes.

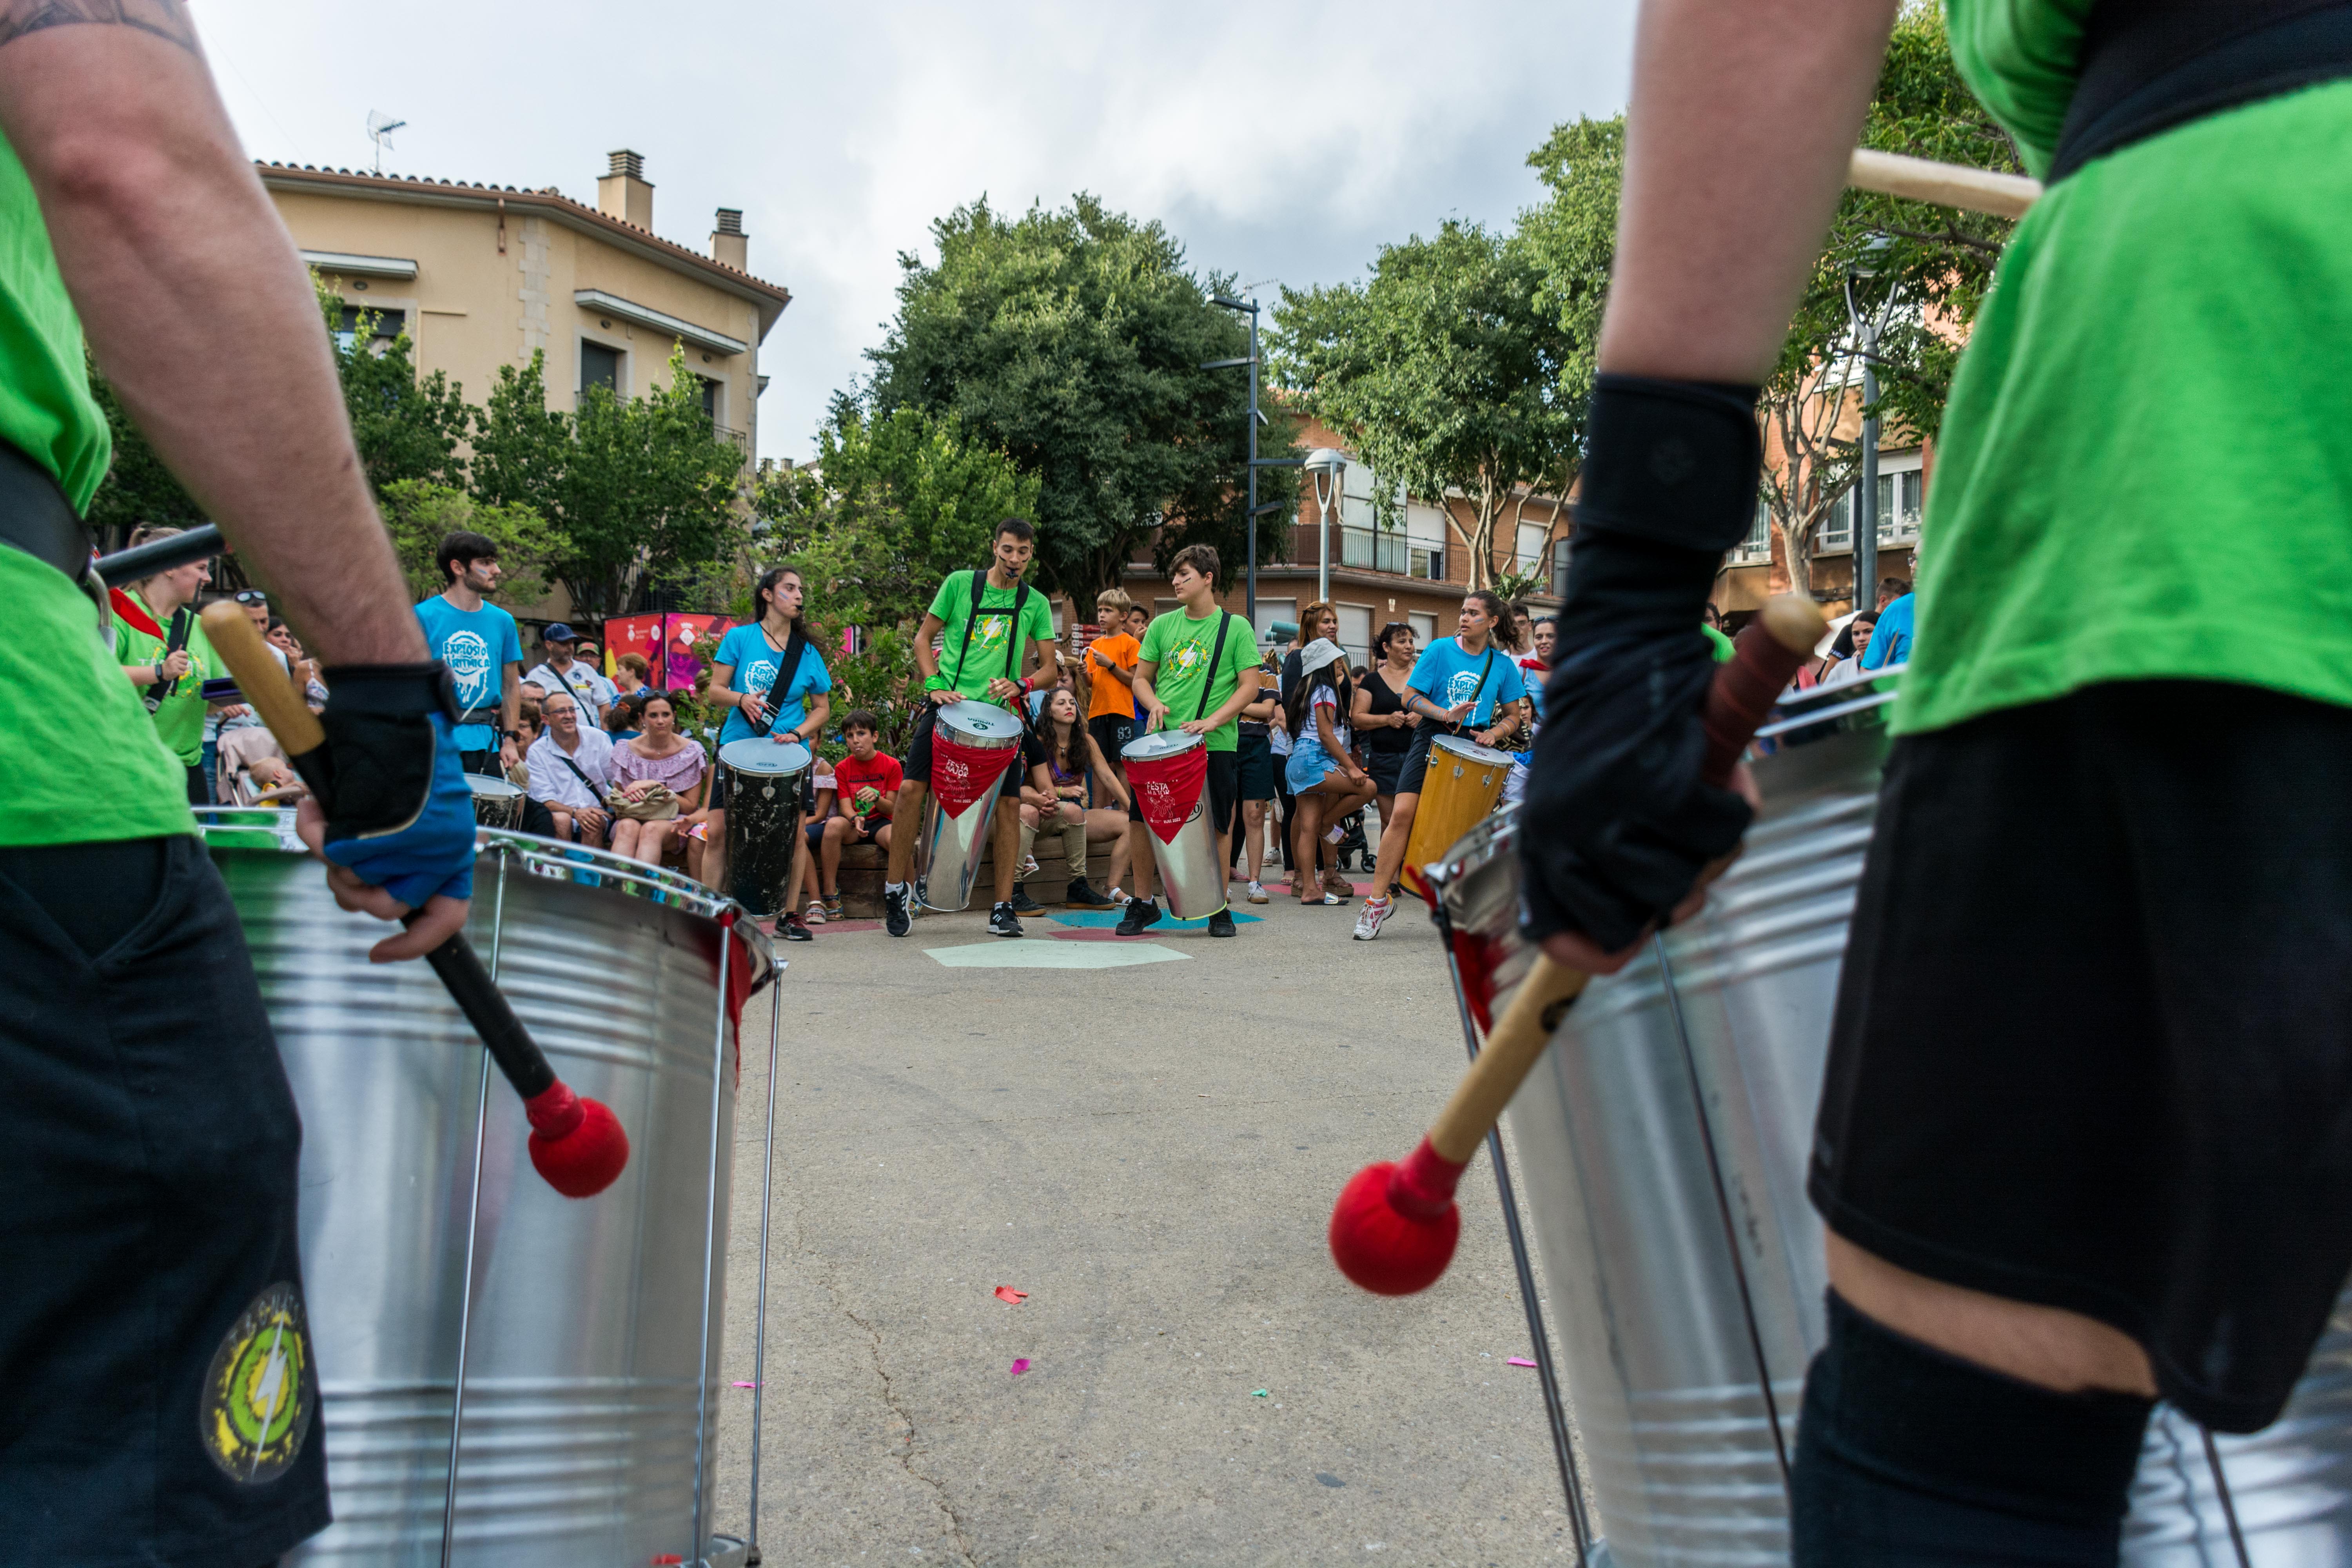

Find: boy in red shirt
[821,709,902,915]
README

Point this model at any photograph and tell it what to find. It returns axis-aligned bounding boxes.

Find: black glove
[1519,375,1764,954]
[315,663,477,909]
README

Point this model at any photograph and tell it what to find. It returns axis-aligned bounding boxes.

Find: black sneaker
[884,884,911,938]
[988,901,1024,938]
[779,913,814,942]
[1115,897,1162,936]
[1010,886,1044,916]
[1065,878,1114,909]
[1208,908,1236,938]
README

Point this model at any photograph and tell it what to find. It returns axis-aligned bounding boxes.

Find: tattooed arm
[0,1,426,670]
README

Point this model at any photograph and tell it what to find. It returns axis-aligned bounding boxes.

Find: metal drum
[717,736,810,918]
[1402,734,1511,892]
[1430,671,2352,1564]
[920,699,1025,912]
[1122,728,1227,919]
[465,773,525,832]
[192,811,781,1568]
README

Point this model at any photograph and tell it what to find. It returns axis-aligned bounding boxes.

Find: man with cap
[0,8,476,1562]
[525,622,606,728]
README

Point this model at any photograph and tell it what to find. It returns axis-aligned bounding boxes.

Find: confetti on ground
[1010,1359,1031,1376]
[731,1380,763,1388]
[1507,1357,1538,1368]
[994,1287,1027,1305]
[1252,1388,1270,1397]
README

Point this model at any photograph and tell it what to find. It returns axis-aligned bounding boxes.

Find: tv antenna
[365,110,406,173]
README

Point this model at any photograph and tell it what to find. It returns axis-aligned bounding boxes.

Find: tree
[863,194,1296,598]
[471,345,748,617]
[334,310,472,492]
[1273,220,1582,592]
[82,356,206,548]
[377,479,560,605]
[1516,114,1623,425]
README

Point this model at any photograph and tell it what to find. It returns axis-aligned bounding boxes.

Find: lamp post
[1844,239,1893,614]
[1208,294,1305,632]
[1305,448,1347,607]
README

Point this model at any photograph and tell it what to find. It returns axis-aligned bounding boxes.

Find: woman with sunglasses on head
[1283,638,1376,907]
[1280,601,1354,901]
[1353,622,1421,861]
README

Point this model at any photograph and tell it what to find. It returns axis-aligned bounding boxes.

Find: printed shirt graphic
[928,570,1057,705]
[713,624,832,746]
[1139,609,1258,753]
[833,751,903,821]
[416,596,522,752]
[1406,636,1526,730]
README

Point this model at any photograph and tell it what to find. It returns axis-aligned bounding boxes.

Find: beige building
[260,149,790,464]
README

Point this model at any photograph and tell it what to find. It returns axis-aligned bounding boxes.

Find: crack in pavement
[793,1187,979,1566]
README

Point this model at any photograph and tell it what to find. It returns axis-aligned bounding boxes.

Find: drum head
[935,701,1024,745]
[1122,728,1202,762]
[717,737,811,777]
[466,775,523,803]
[1432,734,1514,769]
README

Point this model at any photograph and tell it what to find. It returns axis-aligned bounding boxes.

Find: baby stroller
[1334,807,1370,873]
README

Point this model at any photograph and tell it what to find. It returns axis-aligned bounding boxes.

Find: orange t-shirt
[1083,633,1140,719]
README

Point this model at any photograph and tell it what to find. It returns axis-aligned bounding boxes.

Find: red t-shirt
[833,751,903,821]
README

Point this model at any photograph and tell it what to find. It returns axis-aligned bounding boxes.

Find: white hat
[1297,637,1348,677]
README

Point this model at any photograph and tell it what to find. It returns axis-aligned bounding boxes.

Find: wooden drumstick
[200,603,630,1198]
[1329,595,1827,1295]
[1848,147,2040,220]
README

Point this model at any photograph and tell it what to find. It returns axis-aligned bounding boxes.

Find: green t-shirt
[1138,607,1258,753]
[1703,624,1736,663]
[6,554,193,844]
[926,569,1058,704]
[1898,4,2352,734]
[0,131,111,510]
[114,592,220,766]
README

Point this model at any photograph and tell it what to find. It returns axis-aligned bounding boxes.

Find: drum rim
[464,775,525,797]
[716,737,813,774]
[1122,728,1204,759]
[1430,733,1514,766]
[934,700,1025,742]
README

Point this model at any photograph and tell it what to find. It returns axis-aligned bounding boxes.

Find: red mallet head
[523,1081,630,1198]
[1328,1135,1467,1295]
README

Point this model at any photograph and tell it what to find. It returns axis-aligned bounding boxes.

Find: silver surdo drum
[193,811,781,1568]
[1120,728,1226,919]
[717,736,811,919]
[1427,669,2352,1566]
[465,772,524,831]
[920,699,1026,912]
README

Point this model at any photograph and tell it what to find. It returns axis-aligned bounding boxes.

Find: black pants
[0,836,330,1564]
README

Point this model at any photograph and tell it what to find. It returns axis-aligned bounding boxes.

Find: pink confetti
[1009,1358,1031,1376]
[732,1381,762,1388]
[994,1287,1028,1305]
[1507,1357,1538,1368]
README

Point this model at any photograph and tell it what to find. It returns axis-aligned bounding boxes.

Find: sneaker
[804,899,827,926]
[780,912,815,943]
[1010,886,1044,916]
[884,884,911,938]
[1115,897,1163,936]
[1246,880,1269,904]
[1208,908,1236,938]
[1352,895,1394,942]
[989,901,1024,938]
[822,893,844,922]
[1066,878,1115,909]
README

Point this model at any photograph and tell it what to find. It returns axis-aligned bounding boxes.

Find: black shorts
[0,837,330,1561]
[1811,681,2352,1433]
[1234,731,1276,804]
[1394,722,1460,795]
[906,701,1044,798]
[1205,749,1238,833]
[1089,713,1136,765]
[1364,746,1407,797]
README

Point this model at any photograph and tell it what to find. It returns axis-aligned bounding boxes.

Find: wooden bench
[830,826,1129,918]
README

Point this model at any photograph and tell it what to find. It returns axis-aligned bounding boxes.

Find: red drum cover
[1125,742,1207,846]
[932,725,1018,818]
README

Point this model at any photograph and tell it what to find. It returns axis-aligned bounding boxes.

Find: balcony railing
[1339,526,1444,581]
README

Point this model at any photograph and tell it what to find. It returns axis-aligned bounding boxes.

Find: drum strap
[751,618,810,738]
[143,606,191,713]
[1439,648,1494,737]
[947,569,1029,693]
[1194,610,1234,723]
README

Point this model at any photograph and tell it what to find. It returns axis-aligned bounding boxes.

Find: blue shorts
[1285,739,1348,795]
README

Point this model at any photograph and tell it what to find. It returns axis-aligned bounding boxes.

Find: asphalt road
[704,879,1586,1567]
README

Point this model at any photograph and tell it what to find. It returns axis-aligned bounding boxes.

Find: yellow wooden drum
[1401,734,1513,896]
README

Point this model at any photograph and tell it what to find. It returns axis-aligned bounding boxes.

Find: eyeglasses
[233,590,268,605]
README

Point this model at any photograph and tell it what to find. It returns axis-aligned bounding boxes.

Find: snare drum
[920,700,1025,913]
[717,737,811,918]
[466,772,525,832]
[1122,728,1226,919]
[1401,734,1512,894]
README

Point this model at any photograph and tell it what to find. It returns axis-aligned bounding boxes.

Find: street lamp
[1843,236,1894,614]
[1305,448,1347,607]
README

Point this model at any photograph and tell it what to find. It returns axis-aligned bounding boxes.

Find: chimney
[711,208,747,271]
[597,149,653,229]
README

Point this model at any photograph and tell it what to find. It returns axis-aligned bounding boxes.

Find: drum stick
[93,523,225,583]
[1329,595,1826,1295]
[200,602,630,1198]
[1847,147,2040,220]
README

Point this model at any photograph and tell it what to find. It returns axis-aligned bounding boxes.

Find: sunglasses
[231,589,268,605]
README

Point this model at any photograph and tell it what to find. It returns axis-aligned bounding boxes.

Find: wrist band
[1575,374,1764,554]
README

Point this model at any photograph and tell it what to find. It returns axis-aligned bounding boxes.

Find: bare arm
[791,690,831,744]
[0,7,424,665]
[1131,659,1163,726]
[1597,0,1897,381]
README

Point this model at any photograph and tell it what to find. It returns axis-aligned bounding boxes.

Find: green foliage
[1272,220,1583,590]
[82,354,206,544]
[1517,114,1624,419]
[377,480,560,605]
[863,194,1297,597]
[334,311,472,492]
[472,346,748,618]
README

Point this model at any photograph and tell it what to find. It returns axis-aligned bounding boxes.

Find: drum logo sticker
[200,1281,316,1484]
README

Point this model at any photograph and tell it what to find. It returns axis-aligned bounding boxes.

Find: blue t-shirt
[1406,636,1526,728]
[416,595,523,752]
[1861,594,1915,671]
[714,622,831,745]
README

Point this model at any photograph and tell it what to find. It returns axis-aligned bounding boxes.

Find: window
[1876,468,1924,542]
[1336,604,1373,670]
[1731,500,1773,564]
[1406,501,1448,582]
[699,375,720,423]
[1819,486,1853,552]
[1551,537,1571,599]
[334,305,405,353]
[1253,599,1298,646]
[1516,521,1552,574]
[1408,611,1438,648]
[580,341,622,396]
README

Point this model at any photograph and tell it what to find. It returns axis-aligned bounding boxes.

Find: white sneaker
[1353,895,1393,942]
[804,899,827,926]
[1246,880,1269,904]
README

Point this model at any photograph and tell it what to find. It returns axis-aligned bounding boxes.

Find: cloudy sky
[198,2,1637,468]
